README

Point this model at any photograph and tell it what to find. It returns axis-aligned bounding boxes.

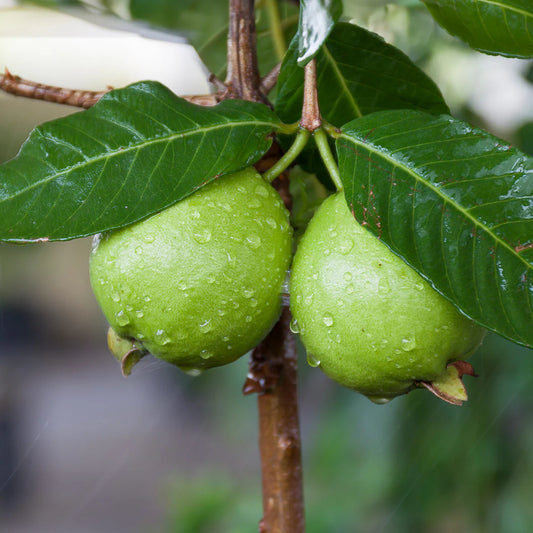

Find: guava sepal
[418,360,477,406]
[107,327,148,377]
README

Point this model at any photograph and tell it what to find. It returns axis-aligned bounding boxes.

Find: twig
[300,59,321,131]
[261,62,281,96]
[0,68,109,108]
[0,68,220,108]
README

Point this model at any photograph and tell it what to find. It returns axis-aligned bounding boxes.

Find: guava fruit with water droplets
[90,168,292,374]
[290,192,486,403]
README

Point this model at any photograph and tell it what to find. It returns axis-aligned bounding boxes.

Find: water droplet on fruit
[200,350,214,360]
[246,235,261,249]
[135,310,144,318]
[322,313,334,327]
[346,284,354,294]
[401,334,417,351]
[307,353,321,367]
[289,319,300,334]
[328,227,338,237]
[343,272,352,281]
[199,320,212,333]
[324,249,331,256]
[255,184,269,197]
[415,282,424,291]
[378,278,390,294]
[248,197,262,208]
[193,227,212,244]
[116,310,129,326]
[245,315,253,323]
[155,329,171,345]
[339,239,354,254]
[144,234,155,243]
[367,396,391,405]
[112,292,121,302]
[125,304,133,312]
[144,296,151,302]
[135,246,143,255]
[265,217,277,229]
[243,288,255,298]
[336,298,344,307]
[250,298,258,307]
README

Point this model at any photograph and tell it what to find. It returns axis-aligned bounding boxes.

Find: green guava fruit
[290,192,486,404]
[90,167,292,375]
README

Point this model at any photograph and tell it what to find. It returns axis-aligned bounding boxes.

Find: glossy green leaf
[297,0,343,66]
[422,0,533,58]
[277,22,449,126]
[337,110,533,348]
[0,81,281,242]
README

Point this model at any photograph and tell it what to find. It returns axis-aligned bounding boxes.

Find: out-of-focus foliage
[161,333,533,533]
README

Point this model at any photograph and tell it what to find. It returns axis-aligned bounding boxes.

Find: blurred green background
[0,1,532,532]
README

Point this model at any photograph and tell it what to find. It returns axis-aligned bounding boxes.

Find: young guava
[90,168,292,375]
[290,192,486,404]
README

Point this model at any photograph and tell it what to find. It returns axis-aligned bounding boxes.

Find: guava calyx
[418,360,478,406]
[107,327,147,377]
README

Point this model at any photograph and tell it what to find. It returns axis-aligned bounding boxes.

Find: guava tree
[0,0,532,531]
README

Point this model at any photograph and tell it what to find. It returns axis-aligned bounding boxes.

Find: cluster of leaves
[0,0,532,351]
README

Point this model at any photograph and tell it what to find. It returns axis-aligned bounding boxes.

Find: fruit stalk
[226,1,305,530]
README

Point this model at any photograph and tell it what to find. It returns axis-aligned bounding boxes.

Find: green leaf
[297,0,343,66]
[422,0,533,58]
[277,22,449,126]
[337,110,533,348]
[0,81,281,242]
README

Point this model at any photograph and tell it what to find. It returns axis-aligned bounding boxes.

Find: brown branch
[244,308,305,533]
[0,68,109,108]
[225,0,264,103]
[261,62,281,96]
[0,68,222,108]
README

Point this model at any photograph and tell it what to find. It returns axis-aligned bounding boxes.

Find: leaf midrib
[322,44,363,119]
[0,119,279,205]
[339,130,533,272]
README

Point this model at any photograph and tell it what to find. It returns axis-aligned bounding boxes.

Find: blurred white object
[0,5,210,161]
[0,5,210,94]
